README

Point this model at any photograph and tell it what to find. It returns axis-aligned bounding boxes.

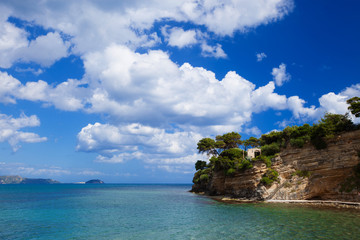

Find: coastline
[192,192,360,209]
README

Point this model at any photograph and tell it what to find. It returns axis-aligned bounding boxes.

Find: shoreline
[193,192,360,209]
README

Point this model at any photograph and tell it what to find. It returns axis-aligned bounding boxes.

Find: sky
[0,0,359,183]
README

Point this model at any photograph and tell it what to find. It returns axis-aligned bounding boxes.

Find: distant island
[0,176,106,184]
[85,179,104,184]
[0,175,60,184]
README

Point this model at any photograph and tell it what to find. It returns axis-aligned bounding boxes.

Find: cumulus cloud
[19,32,70,67]
[256,52,267,62]
[201,42,227,58]
[0,0,293,55]
[279,84,360,123]
[162,26,197,48]
[4,0,359,174]
[77,122,202,156]
[0,71,21,103]
[271,63,291,86]
[0,112,47,151]
[0,20,70,68]
[82,45,294,131]
[0,71,88,111]
[287,96,319,119]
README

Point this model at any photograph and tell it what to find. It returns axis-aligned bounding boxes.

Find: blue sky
[0,0,359,183]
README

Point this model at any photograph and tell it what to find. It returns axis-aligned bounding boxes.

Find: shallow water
[0,184,359,239]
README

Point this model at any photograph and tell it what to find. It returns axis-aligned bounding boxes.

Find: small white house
[247,148,261,159]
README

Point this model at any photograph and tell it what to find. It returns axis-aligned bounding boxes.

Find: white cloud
[251,81,288,112]
[16,166,71,176]
[0,19,70,68]
[162,26,197,48]
[81,45,295,132]
[6,0,360,173]
[77,170,103,176]
[256,52,267,62]
[0,71,87,111]
[278,84,360,123]
[0,0,293,55]
[15,67,43,76]
[271,63,291,86]
[201,42,227,58]
[19,32,70,67]
[0,71,21,103]
[0,113,47,151]
[180,0,294,36]
[287,96,319,119]
[0,21,28,68]
[243,126,262,137]
[77,122,202,156]
[319,93,349,115]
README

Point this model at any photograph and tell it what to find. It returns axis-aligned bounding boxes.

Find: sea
[1,184,360,240]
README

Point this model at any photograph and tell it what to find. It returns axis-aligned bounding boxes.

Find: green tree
[215,132,242,149]
[347,96,360,117]
[318,113,354,135]
[195,160,207,171]
[197,138,218,156]
[244,137,260,150]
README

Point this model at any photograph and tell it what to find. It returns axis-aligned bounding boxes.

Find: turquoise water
[1,184,360,240]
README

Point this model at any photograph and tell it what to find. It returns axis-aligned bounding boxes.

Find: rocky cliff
[191,130,360,202]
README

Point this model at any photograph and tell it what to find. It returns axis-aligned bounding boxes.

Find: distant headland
[0,176,105,184]
[0,175,60,184]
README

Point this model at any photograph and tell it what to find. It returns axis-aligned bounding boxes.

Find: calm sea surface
[1,184,360,240]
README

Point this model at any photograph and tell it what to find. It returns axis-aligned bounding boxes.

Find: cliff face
[191,130,360,202]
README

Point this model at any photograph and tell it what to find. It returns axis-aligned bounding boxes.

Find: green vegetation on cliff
[193,97,360,189]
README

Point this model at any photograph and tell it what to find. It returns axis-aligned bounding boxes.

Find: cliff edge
[191,130,360,202]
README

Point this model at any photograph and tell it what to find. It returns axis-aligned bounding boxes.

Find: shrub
[200,174,209,182]
[319,113,355,135]
[290,138,305,148]
[260,177,273,186]
[195,160,207,170]
[192,170,201,183]
[261,143,280,156]
[293,170,311,178]
[260,168,279,186]
[226,168,236,176]
[235,159,253,170]
[255,155,273,167]
[310,125,327,150]
[219,148,245,159]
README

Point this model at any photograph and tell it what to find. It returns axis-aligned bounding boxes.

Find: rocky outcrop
[191,130,360,202]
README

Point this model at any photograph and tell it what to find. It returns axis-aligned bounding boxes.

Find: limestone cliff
[191,130,360,202]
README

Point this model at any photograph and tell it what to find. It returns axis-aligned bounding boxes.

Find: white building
[247,148,261,159]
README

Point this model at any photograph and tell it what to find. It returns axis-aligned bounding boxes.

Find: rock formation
[191,130,360,202]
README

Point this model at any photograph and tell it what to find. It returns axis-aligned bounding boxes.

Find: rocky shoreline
[191,130,360,203]
[192,192,360,209]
